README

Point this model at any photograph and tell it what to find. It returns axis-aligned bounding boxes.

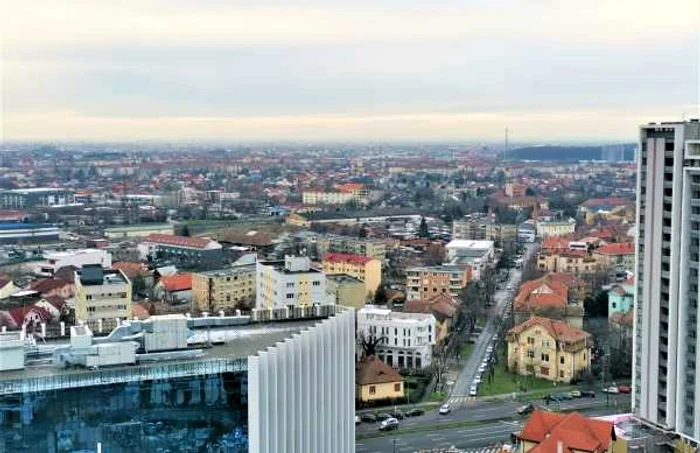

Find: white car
[473,376,482,384]
[602,386,620,394]
[355,415,361,425]
[469,386,478,397]
[486,346,493,353]
[439,404,452,415]
[507,285,514,291]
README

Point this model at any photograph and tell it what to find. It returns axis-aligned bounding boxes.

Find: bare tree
[357,331,386,358]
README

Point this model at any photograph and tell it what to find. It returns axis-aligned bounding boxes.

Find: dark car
[406,408,425,417]
[516,403,534,416]
[580,390,596,398]
[376,413,393,422]
[554,392,573,401]
[391,410,405,420]
[361,414,376,423]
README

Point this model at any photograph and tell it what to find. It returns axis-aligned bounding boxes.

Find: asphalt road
[355,404,629,453]
[355,393,630,436]
[451,244,539,397]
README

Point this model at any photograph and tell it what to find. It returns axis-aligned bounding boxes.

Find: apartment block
[256,256,330,309]
[322,253,381,297]
[405,265,471,301]
[316,235,386,261]
[75,265,132,322]
[452,216,518,248]
[192,264,257,312]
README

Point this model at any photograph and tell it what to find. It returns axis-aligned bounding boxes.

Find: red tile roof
[160,274,192,292]
[595,242,635,256]
[113,262,149,279]
[515,275,574,310]
[324,253,374,265]
[29,278,71,295]
[404,293,459,322]
[520,410,614,453]
[9,305,52,326]
[356,355,403,385]
[146,234,211,249]
[508,317,590,344]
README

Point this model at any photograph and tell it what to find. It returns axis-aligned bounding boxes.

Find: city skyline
[2,0,699,142]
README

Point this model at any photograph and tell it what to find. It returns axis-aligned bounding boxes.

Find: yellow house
[355,355,404,403]
[537,250,598,276]
[323,253,381,298]
[507,317,591,383]
[285,213,311,228]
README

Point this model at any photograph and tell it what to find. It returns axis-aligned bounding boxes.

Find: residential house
[537,249,598,276]
[404,265,471,301]
[356,305,436,370]
[592,242,635,272]
[608,280,634,315]
[536,218,576,238]
[514,274,585,328]
[322,253,381,298]
[28,278,75,300]
[355,355,404,403]
[154,274,193,305]
[507,317,592,383]
[518,410,616,453]
[404,293,459,344]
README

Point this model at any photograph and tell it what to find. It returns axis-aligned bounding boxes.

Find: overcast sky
[1,0,699,142]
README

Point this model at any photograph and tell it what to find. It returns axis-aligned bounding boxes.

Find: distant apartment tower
[0,188,74,209]
[75,265,132,322]
[322,253,381,297]
[256,256,330,309]
[634,120,700,442]
[405,265,471,301]
[316,235,386,261]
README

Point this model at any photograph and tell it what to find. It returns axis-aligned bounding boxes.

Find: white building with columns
[356,305,436,370]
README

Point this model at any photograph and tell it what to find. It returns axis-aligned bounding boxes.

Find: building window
[541,353,549,362]
[540,367,549,375]
[560,370,565,378]
[369,386,376,395]
[312,281,320,286]
[542,340,550,348]
[286,282,294,288]
[560,356,565,364]
[527,337,535,345]
[527,350,535,359]
[286,293,294,299]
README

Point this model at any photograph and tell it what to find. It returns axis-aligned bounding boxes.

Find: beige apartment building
[316,235,386,261]
[75,265,132,322]
[192,264,257,312]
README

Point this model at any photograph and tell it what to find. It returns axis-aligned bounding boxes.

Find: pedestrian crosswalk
[446,395,477,407]
[412,447,504,453]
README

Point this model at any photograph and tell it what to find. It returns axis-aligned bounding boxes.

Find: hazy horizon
[2,0,699,142]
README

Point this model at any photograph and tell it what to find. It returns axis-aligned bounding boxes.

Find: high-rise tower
[634,120,700,441]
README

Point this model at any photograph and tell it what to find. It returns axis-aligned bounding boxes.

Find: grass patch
[429,392,447,402]
[477,348,560,397]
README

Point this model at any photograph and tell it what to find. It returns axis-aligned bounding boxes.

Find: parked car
[439,404,452,415]
[361,414,376,423]
[406,408,424,417]
[355,415,362,425]
[473,375,482,384]
[379,418,399,431]
[602,386,620,394]
[507,285,514,291]
[376,413,393,422]
[580,390,596,398]
[617,384,631,394]
[516,404,535,416]
[391,410,405,420]
[555,392,573,400]
[569,390,581,398]
[469,386,478,397]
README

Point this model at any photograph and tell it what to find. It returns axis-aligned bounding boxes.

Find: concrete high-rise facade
[634,120,700,442]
